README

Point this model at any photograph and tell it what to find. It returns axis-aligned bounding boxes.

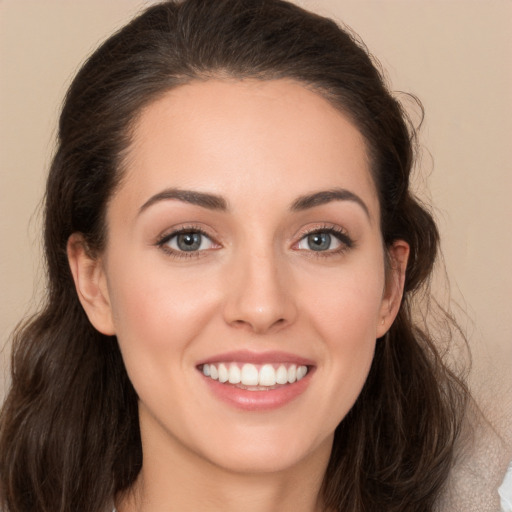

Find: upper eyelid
[295,223,352,240]
[298,224,347,236]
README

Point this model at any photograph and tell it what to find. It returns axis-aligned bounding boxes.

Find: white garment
[500,461,512,512]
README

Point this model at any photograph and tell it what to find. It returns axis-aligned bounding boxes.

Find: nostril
[228,316,287,334]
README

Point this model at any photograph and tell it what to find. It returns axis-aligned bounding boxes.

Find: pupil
[177,233,201,251]
[308,233,330,251]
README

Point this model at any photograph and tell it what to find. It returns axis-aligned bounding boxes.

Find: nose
[222,248,298,335]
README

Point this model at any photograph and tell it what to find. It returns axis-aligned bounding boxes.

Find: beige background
[1,0,511,504]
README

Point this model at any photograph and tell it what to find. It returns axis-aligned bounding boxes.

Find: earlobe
[376,240,410,338]
[67,233,116,335]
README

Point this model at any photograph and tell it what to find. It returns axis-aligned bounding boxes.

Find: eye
[295,227,353,253]
[158,228,217,255]
[298,232,340,252]
[298,232,338,251]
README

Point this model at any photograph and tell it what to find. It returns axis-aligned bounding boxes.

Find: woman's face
[71,79,406,475]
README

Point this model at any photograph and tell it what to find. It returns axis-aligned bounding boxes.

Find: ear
[67,233,116,335]
[376,240,410,338]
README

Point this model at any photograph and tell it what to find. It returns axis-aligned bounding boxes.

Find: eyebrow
[139,188,228,214]
[290,188,370,218]
[138,186,370,219]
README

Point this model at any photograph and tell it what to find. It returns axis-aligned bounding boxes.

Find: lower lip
[200,370,314,411]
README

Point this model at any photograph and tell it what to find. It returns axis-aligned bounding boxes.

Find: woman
[0,0,470,510]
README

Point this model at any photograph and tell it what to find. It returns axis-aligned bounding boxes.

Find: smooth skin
[68,79,409,512]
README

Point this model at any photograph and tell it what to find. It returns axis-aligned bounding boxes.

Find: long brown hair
[0,1,468,510]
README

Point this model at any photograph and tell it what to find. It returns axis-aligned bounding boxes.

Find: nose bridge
[223,241,296,334]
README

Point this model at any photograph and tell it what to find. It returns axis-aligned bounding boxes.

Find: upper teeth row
[203,363,308,387]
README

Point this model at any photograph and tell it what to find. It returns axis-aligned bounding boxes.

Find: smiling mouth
[199,362,310,390]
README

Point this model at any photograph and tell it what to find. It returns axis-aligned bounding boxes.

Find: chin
[192,424,334,475]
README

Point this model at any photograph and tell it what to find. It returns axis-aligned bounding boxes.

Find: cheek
[298,256,385,412]
[316,279,381,364]
[105,257,221,366]
[302,256,385,342]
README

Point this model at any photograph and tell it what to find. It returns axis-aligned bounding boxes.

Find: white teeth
[259,364,276,386]
[287,365,297,383]
[241,364,259,386]
[218,363,229,383]
[296,365,307,381]
[276,365,288,384]
[228,364,241,384]
[202,362,309,387]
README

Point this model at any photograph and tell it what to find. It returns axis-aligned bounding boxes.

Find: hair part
[0,1,468,511]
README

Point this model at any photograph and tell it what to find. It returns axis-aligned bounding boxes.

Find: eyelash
[155,223,354,260]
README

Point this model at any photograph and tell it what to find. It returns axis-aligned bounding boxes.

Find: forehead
[119,78,378,218]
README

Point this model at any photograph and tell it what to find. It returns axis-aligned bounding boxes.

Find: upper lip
[196,350,315,367]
